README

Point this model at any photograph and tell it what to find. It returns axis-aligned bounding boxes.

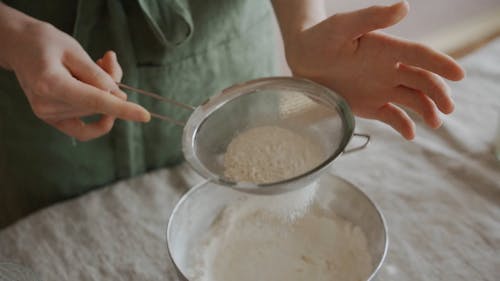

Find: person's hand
[0,6,150,141]
[283,1,465,140]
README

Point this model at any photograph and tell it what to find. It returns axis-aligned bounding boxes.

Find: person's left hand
[283,1,465,140]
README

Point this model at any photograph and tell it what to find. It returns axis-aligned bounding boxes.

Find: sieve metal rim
[182,76,355,193]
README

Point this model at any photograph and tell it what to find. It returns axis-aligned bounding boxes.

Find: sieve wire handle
[116,82,194,126]
[343,133,370,154]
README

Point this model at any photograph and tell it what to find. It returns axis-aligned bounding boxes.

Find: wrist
[272,0,326,45]
[0,3,41,70]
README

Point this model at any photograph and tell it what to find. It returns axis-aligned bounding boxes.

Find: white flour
[223,126,324,221]
[242,181,319,222]
[224,126,324,184]
[189,198,373,281]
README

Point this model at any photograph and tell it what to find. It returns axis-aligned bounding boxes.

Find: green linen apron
[0,0,277,228]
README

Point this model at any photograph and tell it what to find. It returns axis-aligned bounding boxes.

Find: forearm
[271,0,326,44]
[0,2,40,70]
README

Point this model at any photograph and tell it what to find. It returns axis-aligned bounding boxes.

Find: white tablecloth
[1,39,499,280]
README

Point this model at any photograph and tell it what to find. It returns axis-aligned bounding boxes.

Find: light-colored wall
[326,0,499,38]
[324,0,500,50]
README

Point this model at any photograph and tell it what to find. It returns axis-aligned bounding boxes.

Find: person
[0,0,464,228]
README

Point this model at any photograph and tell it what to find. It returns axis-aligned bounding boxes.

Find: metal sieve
[119,77,369,194]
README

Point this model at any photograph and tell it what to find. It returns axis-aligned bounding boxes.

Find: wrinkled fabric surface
[0,39,499,280]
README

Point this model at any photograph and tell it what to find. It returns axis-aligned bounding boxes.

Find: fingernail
[447,101,455,114]
[406,131,415,140]
[392,1,409,11]
[406,123,416,140]
[434,118,443,129]
[135,108,151,122]
[395,0,408,7]
[141,111,151,122]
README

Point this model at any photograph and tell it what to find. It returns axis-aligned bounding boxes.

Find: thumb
[332,1,409,39]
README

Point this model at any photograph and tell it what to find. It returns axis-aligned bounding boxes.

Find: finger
[64,49,118,92]
[390,86,441,128]
[375,103,415,140]
[65,60,120,134]
[49,75,150,122]
[43,109,95,122]
[28,94,73,118]
[395,41,465,81]
[397,63,454,114]
[48,115,115,142]
[28,94,100,121]
[97,53,127,100]
[332,1,409,39]
[101,51,123,82]
[64,48,128,100]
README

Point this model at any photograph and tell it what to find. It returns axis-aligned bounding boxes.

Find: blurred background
[327,0,500,57]
[277,0,500,73]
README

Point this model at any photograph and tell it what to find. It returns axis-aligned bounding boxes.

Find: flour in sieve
[223,126,325,221]
[223,126,324,184]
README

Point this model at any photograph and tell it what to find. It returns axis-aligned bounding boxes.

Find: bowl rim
[181,76,355,193]
[165,173,389,281]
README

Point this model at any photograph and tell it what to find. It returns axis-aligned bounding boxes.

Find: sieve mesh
[279,92,317,118]
[182,77,355,194]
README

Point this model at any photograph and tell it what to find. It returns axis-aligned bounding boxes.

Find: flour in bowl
[188,197,373,281]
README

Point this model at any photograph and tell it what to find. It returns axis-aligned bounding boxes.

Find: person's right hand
[0,6,150,141]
